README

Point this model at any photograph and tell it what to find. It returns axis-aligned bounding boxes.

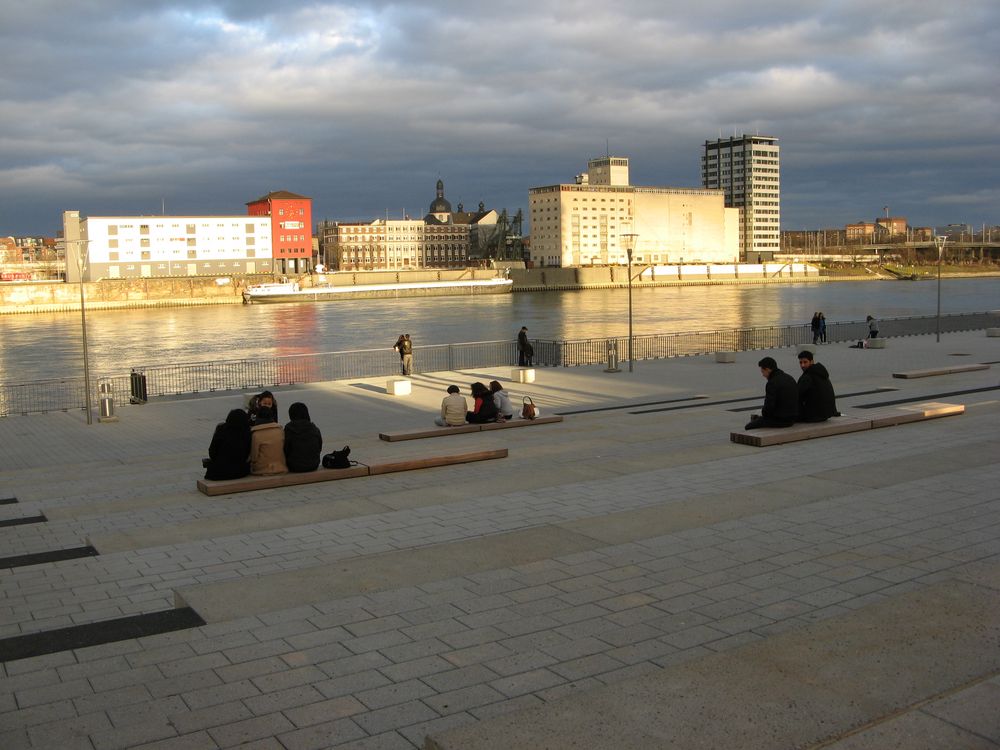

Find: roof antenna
[606,138,610,157]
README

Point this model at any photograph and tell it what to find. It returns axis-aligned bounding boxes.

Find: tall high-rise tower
[701,135,780,260]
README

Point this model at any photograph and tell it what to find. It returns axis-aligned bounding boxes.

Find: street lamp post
[934,235,946,343]
[71,239,95,424]
[621,233,638,372]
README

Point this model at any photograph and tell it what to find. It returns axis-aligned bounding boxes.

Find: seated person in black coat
[796,350,839,422]
[283,402,323,472]
[465,381,499,423]
[745,356,799,430]
[204,408,252,480]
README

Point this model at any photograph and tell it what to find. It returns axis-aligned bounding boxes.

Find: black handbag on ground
[322,446,352,469]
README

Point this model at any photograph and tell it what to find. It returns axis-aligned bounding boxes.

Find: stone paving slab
[424,573,1000,750]
[175,526,601,622]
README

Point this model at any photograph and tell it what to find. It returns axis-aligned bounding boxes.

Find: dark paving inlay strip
[0,497,18,505]
[0,608,206,663]
[856,384,1000,408]
[0,514,46,528]
[557,395,707,416]
[0,545,98,570]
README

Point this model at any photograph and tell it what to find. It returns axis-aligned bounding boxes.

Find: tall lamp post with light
[620,233,639,372]
[70,239,95,424]
[934,235,947,343]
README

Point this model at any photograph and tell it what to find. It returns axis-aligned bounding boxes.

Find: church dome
[429,179,452,215]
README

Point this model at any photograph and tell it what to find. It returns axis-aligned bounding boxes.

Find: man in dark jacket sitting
[796,350,839,422]
[283,402,323,472]
[745,356,799,430]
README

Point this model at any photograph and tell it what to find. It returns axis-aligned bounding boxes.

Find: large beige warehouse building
[528,157,739,267]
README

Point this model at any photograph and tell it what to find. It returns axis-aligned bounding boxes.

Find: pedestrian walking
[810,312,821,345]
[818,312,827,343]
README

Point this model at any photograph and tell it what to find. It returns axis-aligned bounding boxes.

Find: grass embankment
[819,263,1000,280]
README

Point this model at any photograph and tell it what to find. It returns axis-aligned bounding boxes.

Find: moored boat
[242,276,513,304]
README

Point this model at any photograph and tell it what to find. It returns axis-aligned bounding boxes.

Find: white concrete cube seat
[513,368,536,383]
[386,378,411,396]
[715,352,736,363]
[986,328,1000,337]
[866,338,886,348]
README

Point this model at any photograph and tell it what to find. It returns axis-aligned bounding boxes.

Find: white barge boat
[243,276,513,304]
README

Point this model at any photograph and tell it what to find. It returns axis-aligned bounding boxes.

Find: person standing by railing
[517,326,534,366]
[400,334,414,376]
[392,334,406,375]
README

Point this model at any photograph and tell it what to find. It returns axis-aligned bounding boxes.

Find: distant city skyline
[1,1,997,237]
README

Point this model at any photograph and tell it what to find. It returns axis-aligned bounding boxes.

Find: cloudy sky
[1,0,997,236]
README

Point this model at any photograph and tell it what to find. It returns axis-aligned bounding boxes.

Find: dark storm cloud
[0,0,997,235]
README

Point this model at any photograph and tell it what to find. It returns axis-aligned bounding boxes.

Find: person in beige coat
[250,407,288,475]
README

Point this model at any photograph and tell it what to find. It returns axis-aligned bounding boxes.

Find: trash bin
[129,370,148,404]
[99,382,118,422]
[604,339,621,373]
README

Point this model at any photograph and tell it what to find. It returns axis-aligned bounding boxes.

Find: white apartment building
[528,156,739,267]
[701,134,780,259]
[62,211,273,282]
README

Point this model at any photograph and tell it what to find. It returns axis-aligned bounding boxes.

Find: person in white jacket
[489,381,515,421]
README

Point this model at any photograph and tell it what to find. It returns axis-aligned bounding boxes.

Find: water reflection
[1,278,996,384]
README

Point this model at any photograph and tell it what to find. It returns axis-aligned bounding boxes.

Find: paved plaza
[1,331,999,749]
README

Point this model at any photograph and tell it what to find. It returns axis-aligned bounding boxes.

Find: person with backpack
[517,326,534,366]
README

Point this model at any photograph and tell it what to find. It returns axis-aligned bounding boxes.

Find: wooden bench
[892,363,989,379]
[196,448,507,495]
[379,415,563,442]
[730,402,964,447]
[864,401,965,428]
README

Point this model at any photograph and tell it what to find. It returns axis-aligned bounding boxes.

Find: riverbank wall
[0,276,255,315]
[8,263,992,314]
[509,263,820,291]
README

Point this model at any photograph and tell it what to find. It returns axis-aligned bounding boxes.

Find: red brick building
[246,190,313,274]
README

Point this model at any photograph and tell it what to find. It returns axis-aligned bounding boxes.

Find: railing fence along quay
[1,312,995,417]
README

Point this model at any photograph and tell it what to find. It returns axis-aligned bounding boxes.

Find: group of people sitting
[435,381,533,426]
[744,351,839,430]
[203,390,324,480]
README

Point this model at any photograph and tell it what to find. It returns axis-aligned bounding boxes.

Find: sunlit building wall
[63,210,272,282]
[528,156,739,267]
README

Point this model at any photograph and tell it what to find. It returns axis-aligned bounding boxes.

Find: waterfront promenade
[1,331,998,748]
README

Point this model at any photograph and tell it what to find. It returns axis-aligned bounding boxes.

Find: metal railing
[1,311,995,417]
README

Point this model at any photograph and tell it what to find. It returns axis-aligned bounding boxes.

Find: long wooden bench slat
[197,449,508,495]
[368,448,507,476]
[730,402,964,447]
[892,364,989,379]
[866,402,964,428]
[379,425,480,441]
[198,465,370,496]
[730,416,870,447]
[379,415,563,442]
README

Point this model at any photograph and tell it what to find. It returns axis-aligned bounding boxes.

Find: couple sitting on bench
[744,352,838,430]
[435,381,539,427]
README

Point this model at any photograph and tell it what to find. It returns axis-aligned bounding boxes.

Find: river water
[1,278,996,385]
